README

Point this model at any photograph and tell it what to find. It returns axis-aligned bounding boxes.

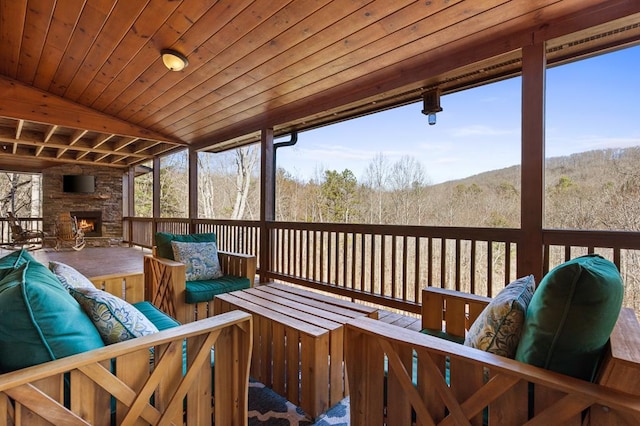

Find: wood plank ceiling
[0,0,638,171]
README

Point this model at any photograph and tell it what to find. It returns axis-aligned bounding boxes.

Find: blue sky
[276,44,640,184]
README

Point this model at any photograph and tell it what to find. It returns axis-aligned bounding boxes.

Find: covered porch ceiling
[0,0,638,172]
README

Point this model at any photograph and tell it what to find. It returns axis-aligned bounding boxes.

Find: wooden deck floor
[0,246,149,278]
[1,246,423,331]
[376,309,422,332]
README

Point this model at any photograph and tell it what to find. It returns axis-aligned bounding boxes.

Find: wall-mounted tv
[63,175,95,193]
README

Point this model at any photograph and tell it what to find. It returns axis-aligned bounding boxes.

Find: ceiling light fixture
[161,49,188,71]
[421,88,443,125]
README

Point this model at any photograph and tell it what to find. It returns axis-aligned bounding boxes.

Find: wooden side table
[214,282,377,419]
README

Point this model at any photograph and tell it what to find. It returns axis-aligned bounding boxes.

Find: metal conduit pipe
[270,131,298,217]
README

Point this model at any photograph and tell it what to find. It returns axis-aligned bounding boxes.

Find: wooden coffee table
[213,282,378,418]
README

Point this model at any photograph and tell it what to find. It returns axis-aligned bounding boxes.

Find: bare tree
[0,173,35,217]
[388,155,428,225]
[231,146,259,220]
[364,152,390,224]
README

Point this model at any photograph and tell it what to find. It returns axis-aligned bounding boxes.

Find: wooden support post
[189,147,198,233]
[260,128,274,282]
[519,42,546,281]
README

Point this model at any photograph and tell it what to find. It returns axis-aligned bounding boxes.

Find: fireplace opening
[70,211,102,237]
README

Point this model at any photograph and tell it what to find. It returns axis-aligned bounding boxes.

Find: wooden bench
[214,283,377,419]
[344,286,640,425]
[89,271,145,303]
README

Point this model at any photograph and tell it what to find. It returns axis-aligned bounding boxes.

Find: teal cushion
[420,328,465,345]
[171,241,224,281]
[133,301,181,330]
[0,248,37,270]
[0,261,104,372]
[155,232,217,260]
[515,255,624,381]
[185,275,250,304]
[464,275,535,358]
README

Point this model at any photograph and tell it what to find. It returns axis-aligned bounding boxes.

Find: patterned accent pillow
[464,275,535,358]
[49,260,96,290]
[70,287,159,344]
[171,241,224,281]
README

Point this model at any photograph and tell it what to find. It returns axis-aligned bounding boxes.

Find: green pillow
[0,261,105,372]
[464,275,535,358]
[0,248,37,269]
[155,232,217,260]
[515,255,624,381]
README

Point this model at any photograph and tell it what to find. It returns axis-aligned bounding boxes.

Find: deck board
[377,309,422,332]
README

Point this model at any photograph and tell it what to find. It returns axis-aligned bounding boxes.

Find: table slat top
[266,282,378,316]
[215,293,329,337]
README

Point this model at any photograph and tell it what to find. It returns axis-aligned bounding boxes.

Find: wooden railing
[123,218,640,315]
[266,222,520,314]
[0,217,45,245]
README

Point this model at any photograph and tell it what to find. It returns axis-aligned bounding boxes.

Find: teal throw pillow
[171,241,224,281]
[155,232,217,260]
[464,275,535,358]
[0,261,104,372]
[49,260,96,290]
[70,287,159,344]
[515,254,624,381]
[0,248,37,270]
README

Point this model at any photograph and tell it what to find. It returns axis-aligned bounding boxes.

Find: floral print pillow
[171,241,224,281]
[464,275,535,358]
[70,287,159,344]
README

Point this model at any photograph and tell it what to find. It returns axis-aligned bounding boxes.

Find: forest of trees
[135,145,640,235]
[0,173,42,218]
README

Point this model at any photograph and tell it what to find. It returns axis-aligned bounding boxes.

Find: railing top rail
[543,228,640,249]
[267,221,521,240]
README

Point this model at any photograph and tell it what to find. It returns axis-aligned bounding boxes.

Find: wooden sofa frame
[0,272,253,426]
[144,250,257,324]
[345,287,640,425]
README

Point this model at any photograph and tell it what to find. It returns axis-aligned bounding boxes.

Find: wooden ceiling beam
[44,125,57,142]
[0,151,128,169]
[69,129,88,145]
[0,75,186,145]
[92,133,115,149]
[0,133,151,160]
[113,136,139,152]
[15,119,23,139]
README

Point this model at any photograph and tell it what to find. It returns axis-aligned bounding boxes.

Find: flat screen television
[63,175,95,193]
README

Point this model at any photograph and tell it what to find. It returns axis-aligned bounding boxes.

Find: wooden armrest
[143,254,187,322]
[597,308,640,394]
[421,286,491,338]
[218,250,257,285]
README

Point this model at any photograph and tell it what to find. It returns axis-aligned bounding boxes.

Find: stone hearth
[42,165,124,248]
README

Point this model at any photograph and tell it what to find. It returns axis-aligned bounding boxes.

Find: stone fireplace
[70,211,102,237]
[42,165,123,248]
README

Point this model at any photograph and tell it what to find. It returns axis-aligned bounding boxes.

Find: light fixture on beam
[421,88,443,125]
[161,49,188,71]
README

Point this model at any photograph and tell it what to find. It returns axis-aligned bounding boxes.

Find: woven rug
[248,380,349,426]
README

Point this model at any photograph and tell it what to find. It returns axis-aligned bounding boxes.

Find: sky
[276,44,640,184]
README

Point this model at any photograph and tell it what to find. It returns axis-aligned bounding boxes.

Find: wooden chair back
[421,286,491,338]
